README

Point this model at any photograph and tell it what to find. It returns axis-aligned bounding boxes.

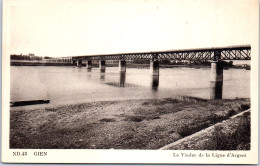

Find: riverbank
[161,109,250,150]
[11,60,74,66]
[10,97,250,149]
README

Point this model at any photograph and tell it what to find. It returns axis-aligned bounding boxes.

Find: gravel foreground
[160,109,250,150]
[10,98,250,149]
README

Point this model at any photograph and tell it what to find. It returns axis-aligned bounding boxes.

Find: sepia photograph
[2,0,259,164]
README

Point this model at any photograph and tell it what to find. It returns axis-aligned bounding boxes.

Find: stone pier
[119,72,126,87]
[150,60,159,89]
[86,60,92,70]
[118,60,126,72]
[210,61,223,99]
[77,60,82,67]
[99,60,106,72]
[150,60,159,76]
[72,60,77,66]
[118,60,126,87]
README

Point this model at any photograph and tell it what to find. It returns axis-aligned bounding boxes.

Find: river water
[10,66,250,107]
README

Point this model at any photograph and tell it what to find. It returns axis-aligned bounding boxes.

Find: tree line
[10,54,43,61]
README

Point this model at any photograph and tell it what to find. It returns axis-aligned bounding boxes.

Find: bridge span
[72,45,251,61]
[70,45,251,99]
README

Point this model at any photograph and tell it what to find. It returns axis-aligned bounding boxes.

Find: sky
[7,0,258,57]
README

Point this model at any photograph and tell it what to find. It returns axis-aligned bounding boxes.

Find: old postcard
[2,0,259,164]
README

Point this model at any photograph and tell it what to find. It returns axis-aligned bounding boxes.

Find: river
[10,66,250,107]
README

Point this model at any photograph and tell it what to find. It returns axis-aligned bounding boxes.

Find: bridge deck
[72,45,251,61]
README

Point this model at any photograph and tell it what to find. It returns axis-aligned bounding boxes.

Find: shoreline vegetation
[10,97,250,150]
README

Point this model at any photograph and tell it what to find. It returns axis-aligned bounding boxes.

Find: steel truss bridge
[72,45,251,61]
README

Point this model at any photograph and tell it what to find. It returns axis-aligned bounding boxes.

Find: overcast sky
[8,0,258,57]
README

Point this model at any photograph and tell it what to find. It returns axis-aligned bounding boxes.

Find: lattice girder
[72,45,251,61]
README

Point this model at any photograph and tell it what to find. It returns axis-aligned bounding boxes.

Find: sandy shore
[10,97,250,149]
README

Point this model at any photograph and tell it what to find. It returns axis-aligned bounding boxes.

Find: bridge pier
[72,60,76,66]
[150,60,159,89]
[118,60,126,72]
[150,60,159,76]
[77,60,82,67]
[86,60,92,70]
[210,61,223,99]
[99,60,106,72]
[118,60,126,87]
[119,72,126,87]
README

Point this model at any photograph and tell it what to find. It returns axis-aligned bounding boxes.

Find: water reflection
[100,68,106,73]
[105,71,139,88]
[87,71,92,78]
[210,81,223,99]
[99,60,106,73]
[119,72,126,87]
[100,72,105,81]
[151,75,159,90]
